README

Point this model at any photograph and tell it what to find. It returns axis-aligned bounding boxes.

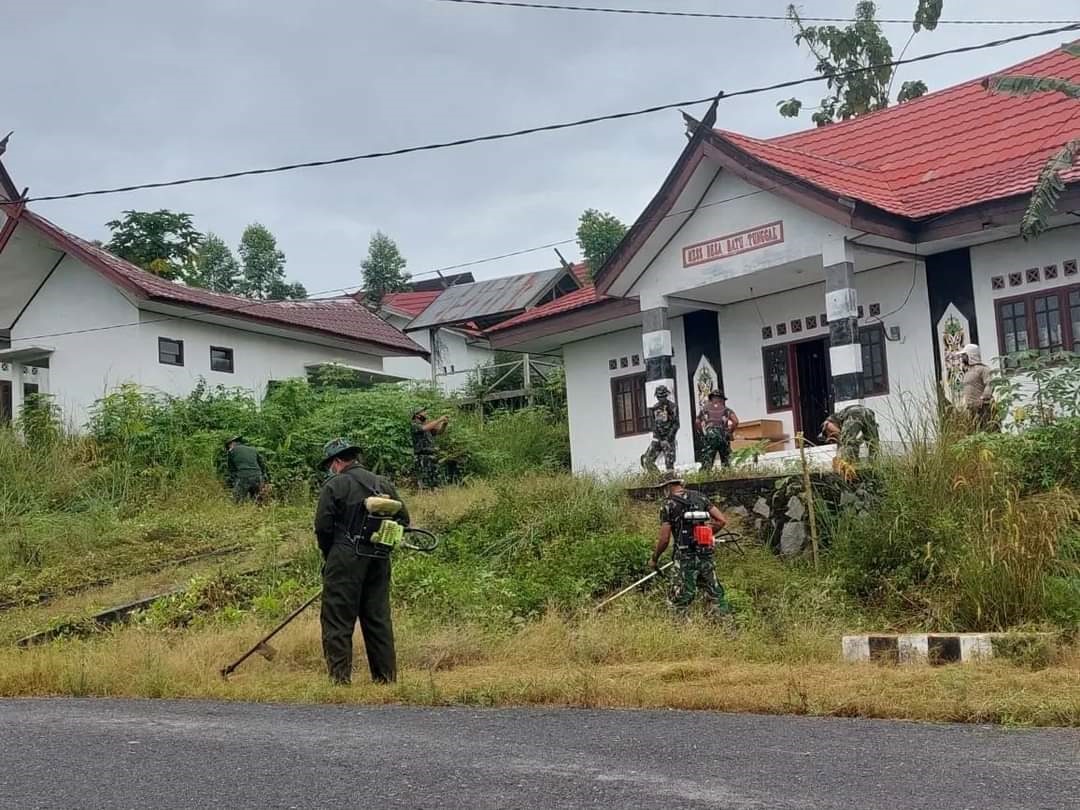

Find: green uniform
[411,417,439,489]
[314,463,410,684]
[227,443,267,502]
[660,489,730,617]
[641,399,679,472]
[698,402,734,470]
[835,405,880,463]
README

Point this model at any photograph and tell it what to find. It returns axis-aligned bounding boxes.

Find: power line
[9,178,789,342]
[17,20,1080,204]
[434,0,1078,26]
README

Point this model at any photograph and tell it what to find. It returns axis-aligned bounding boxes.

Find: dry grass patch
[1,610,1076,726]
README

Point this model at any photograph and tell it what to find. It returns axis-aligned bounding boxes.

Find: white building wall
[9,256,142,429]
[381,319,496,394]
[718,261,934,444]
[631,172,856,305]
[970,226,1080,363]
[563,321,694,476]
[10,257,386,428]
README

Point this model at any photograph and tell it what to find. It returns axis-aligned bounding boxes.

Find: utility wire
[15,21,1080,204]
[433,0,1078,26]
[10,177,789,342]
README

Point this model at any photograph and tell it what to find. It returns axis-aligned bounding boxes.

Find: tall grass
[825,399,1080,630]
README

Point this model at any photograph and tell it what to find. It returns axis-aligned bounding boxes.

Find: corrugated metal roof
[405,267,569,332]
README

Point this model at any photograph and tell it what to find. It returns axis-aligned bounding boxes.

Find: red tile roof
[714,43,1080,219]
[9,206,426,356]
[381,290,441,317]
[487,263,613,332]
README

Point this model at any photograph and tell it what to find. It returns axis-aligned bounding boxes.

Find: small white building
[0,180,428,428]
[488,44,1080,476]
[378,289,495,393]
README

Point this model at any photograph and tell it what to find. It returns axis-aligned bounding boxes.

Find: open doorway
[793,337,833,441]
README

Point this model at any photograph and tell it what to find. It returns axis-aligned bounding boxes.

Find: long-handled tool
[595,562,673,611]
[220,526,440,679]
[221,590,321,680]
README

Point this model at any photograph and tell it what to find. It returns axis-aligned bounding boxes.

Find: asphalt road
[1,699,1077,809]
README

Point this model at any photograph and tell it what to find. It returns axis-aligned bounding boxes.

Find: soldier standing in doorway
[410,406,449,489]
[225,436,268,502]
[697,390,739,471]
[641,385,679,473]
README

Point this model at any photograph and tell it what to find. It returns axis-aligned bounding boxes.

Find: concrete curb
[842,633,1052,664]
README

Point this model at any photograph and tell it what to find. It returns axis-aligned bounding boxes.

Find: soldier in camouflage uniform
[649,472,732,617]
[640,385,679,472]
[410,406,448,489]
[821,405,880,463]
[697,390,739,471]
[225,436,268,503]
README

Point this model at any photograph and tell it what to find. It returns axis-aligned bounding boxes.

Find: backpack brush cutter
[220,500,439,680]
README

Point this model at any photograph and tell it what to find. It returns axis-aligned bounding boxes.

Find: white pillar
[9,362,24,418]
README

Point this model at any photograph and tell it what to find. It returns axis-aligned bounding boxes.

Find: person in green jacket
[315,438,409,685]
[225,436,268,503]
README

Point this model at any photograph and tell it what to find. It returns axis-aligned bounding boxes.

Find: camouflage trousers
[838,407,880,463]
[641,434,677,472]
[699,427,731,470]
[669,550,731,617]
[414,453,440,489]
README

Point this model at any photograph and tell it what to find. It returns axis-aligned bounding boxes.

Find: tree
[190,233,240,293]
[237,223,306,299]
[104,210,202,281]
[576,209,627,279]
[985,41,1080,240]
[361,231,410,304]
[777,1,942,126]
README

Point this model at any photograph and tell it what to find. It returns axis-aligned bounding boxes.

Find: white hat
[961,344,982,364]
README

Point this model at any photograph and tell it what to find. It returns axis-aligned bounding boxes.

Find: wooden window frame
[210,345,235,374]
[995,284,1080,364]
[611,371,650,438]
[859,323,890,397]
[762,344,793,414]
[158,337,185,367]
[762,327,890,413]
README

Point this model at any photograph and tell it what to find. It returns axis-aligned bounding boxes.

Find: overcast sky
[3,1,1076,295]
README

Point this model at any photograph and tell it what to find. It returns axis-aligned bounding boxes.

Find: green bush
[84,379,570,495]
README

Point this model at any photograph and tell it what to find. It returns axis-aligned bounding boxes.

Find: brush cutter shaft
[220,590,322,678]
[595,562,673,611]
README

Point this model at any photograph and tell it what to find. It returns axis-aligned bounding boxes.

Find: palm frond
[1021,139,1080,240]
[986,74,1080,100]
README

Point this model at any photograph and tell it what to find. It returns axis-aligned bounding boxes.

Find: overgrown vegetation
[2,374,1078,722]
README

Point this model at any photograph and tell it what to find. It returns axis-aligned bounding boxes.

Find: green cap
[708,390,725,400]
[225,435,244,448]
[653,471,685,488]
[319,437,361,470]
[411,405,428,418]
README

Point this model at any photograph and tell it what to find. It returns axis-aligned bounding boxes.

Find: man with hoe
[649,472,732,618]
[697,389,739,471]
[314,438,410,685]
[641,385,679,472]
[225,435,268,502]
[411,405,449,489]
